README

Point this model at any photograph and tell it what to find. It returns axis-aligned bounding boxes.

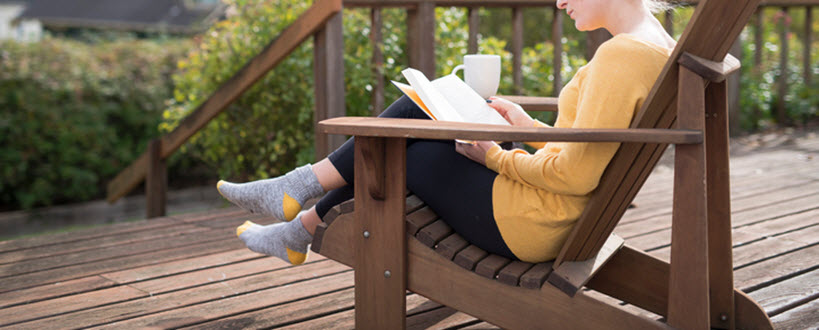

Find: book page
[391,81,436,120]
[431,75,509,126]
[390,81,474,144]
[401,68,465,123]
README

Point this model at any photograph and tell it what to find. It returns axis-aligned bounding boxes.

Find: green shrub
[0,38,190,210]
[738,7,817,130]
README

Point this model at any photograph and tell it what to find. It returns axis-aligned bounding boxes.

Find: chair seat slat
[323,199,355,225]
[475,255,512,279]
[520,262,555,289]
[405,195,425,213]
[314,195,607,291]
[416,220,453,248]
[406,206,438,235]
[498,261,536,287]
[454,245,489,271]
[435,233,469,261]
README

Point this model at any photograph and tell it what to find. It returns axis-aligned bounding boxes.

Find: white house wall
[0,4,24,40]
[17,18,41,41]
[0,4,41,42]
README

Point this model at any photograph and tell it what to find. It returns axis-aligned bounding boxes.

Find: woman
[216,0,676,265]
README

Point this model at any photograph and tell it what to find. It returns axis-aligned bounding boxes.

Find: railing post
[468,7,480,54]
[371,7,385,116]
[776,6,789,125]
[314,11,346,160]
[585,28,611,61]
[512,7,524,94]
[407,1,436,78]
[728,39,742,135]
[805,6,813,86]
[664,10,674,36]
[753,8,764,124]
[146,139,167,219]
[754,9,763,68]
[552,7,563,95]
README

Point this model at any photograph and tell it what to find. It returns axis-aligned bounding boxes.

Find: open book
[392,68,509,126]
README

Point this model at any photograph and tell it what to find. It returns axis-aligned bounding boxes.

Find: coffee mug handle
[451,64,465,77]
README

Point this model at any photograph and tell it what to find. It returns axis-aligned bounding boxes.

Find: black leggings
[314,96,516,259]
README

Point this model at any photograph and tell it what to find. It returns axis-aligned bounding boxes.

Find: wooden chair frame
[313,0,773,328]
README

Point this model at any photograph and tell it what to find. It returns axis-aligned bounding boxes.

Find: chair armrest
[319,117,702,144]
[496,95,558,112]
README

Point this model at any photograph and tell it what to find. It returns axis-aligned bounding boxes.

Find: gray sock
[236,213,312,265]
[217,164,324,222]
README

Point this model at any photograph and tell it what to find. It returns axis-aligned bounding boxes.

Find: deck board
[0,133,816,329]
[750,268,819,317]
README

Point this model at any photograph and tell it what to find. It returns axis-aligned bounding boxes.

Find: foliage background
[162,0,589,184]
[0,38,191,210]
[164,1,815,186]
[0,1,815,211]
[737,7,819,130]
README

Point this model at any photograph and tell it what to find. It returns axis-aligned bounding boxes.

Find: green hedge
[0,38,190,210]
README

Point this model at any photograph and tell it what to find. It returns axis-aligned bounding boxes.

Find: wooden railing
[106,0,347,216]
[108,0,817,218]
[354,0,816,132]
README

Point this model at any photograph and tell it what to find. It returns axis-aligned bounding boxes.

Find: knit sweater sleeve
[523,119,551,150]
[485,42,651,195]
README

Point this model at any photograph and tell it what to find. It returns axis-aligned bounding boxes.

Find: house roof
[13,0,225,34]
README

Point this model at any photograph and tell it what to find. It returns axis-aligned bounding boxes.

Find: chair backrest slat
[555,0,761,265]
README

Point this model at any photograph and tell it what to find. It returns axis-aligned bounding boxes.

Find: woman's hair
[644,0,674,13]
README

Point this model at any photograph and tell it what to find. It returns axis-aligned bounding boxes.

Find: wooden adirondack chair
[311,0,774,328]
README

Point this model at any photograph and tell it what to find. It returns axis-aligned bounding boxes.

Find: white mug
[451,54,501,99]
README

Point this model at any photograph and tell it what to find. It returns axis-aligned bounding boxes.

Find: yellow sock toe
[286,247,307,265]
[282,193,302,222]
[236,220,255,237]
[216,180,227,197]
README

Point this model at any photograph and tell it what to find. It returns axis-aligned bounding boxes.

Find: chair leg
[668,66,711,329]
[353,137,408,329]
[705,80,735,329]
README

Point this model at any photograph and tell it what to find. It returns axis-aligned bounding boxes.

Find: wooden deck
[1,132,817,329]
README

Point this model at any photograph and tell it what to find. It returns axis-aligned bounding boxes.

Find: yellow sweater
[484,34,672,262]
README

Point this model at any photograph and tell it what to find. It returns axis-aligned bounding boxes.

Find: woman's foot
[217,164,324,222]
[236,213,312,265]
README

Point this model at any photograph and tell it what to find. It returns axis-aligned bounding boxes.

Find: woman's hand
[487,97,535,127]
[455,140,498,166]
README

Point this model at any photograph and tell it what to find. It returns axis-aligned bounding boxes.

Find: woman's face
[556,0,610,31]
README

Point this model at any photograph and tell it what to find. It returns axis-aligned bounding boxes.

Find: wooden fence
[107,0,818,218]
